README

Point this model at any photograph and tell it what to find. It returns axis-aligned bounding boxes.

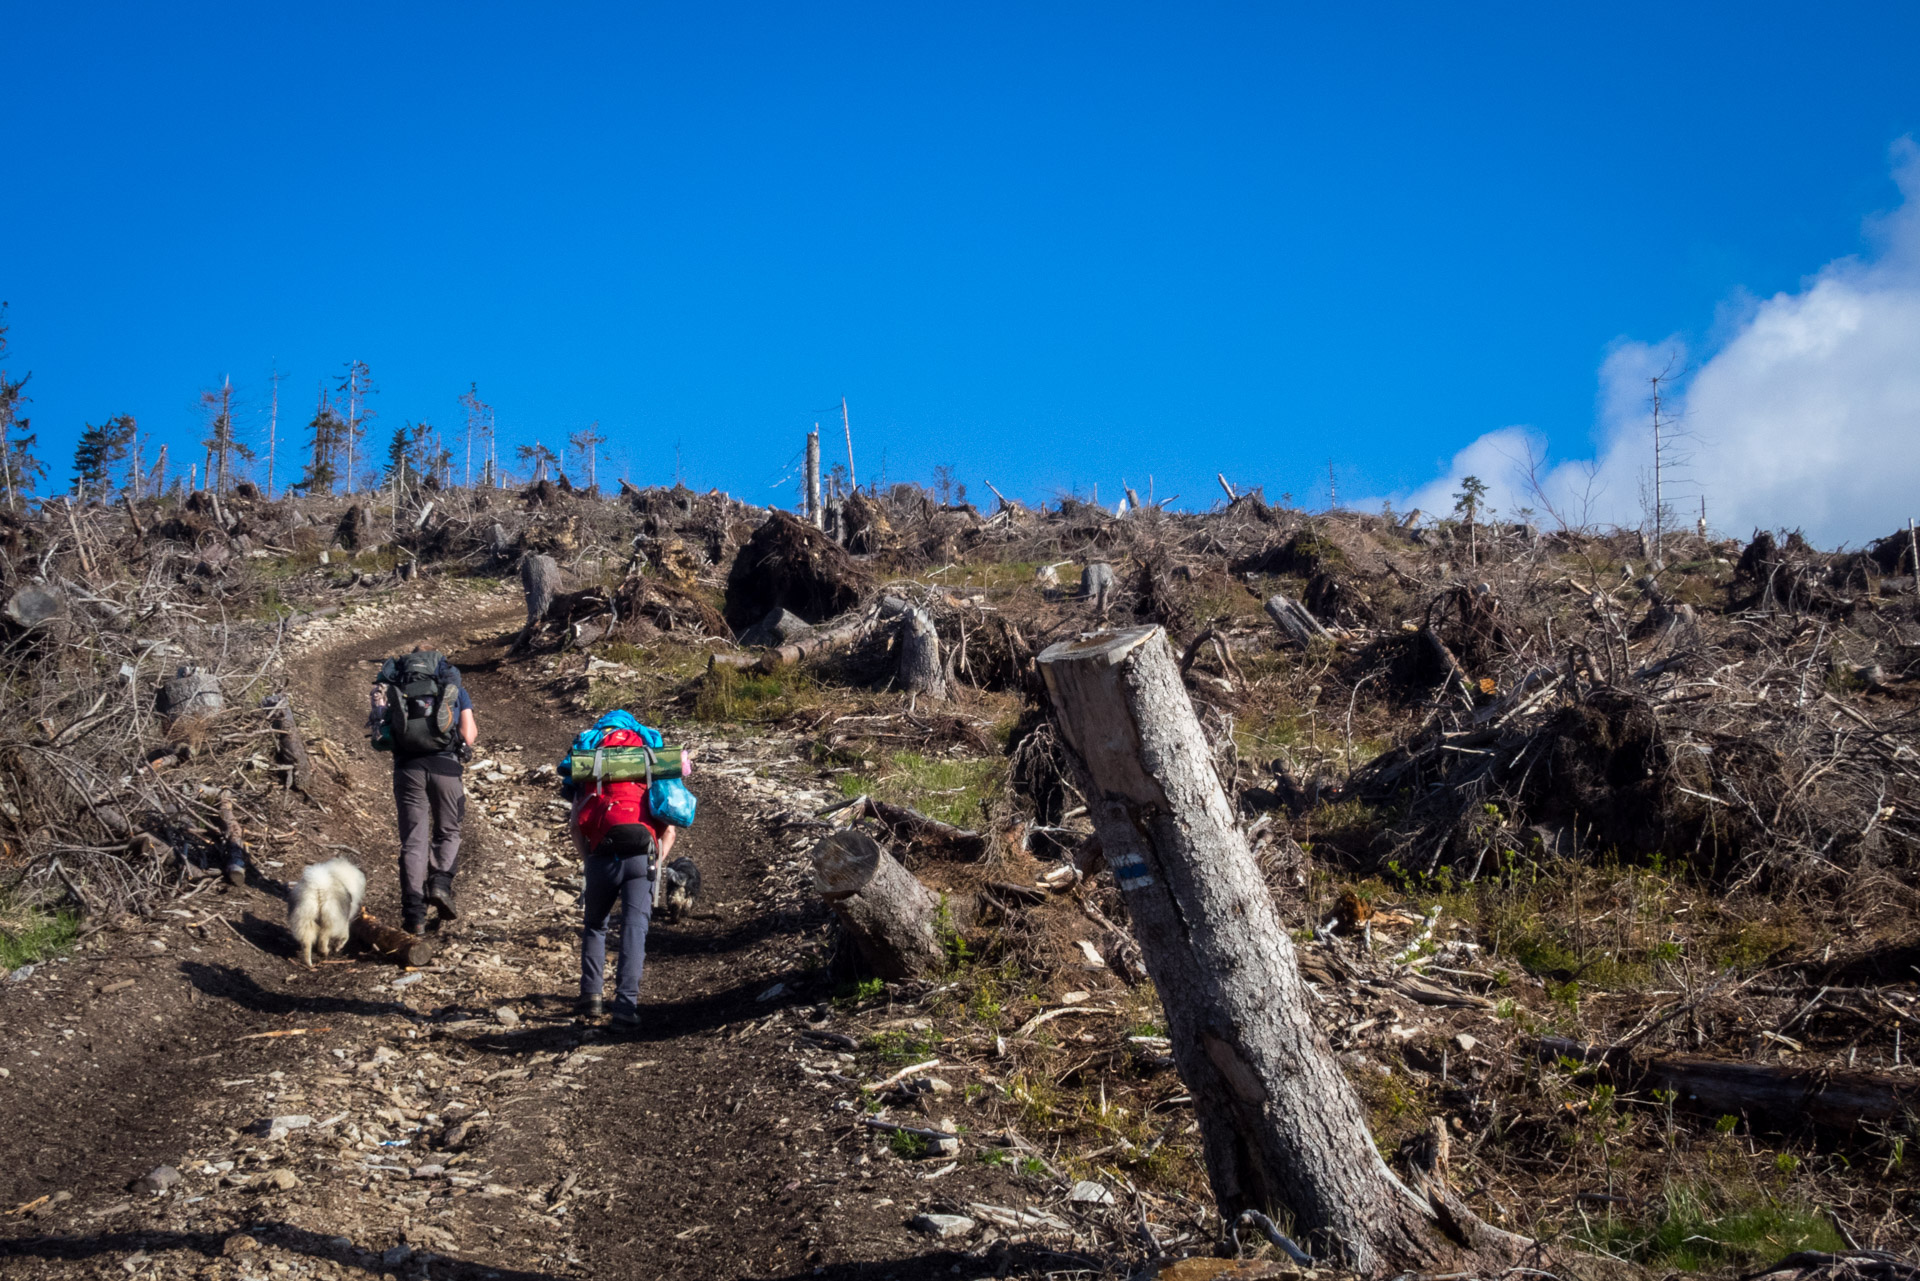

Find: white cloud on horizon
[1388,141,1920,549]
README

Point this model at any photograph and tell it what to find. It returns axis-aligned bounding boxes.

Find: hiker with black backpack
[369,644,478,934]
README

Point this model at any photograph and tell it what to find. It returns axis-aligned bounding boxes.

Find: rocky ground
[0,582,1144,1281]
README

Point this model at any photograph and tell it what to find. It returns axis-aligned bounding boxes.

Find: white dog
[288,858,367,968]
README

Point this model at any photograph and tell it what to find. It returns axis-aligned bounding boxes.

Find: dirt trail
[0,585,1035,1281]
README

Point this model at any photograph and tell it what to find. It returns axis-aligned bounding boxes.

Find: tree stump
[1081,562,1115,615]
[519,552,560,635]
[1263,594,1329,646]
[898,608,947,700]
[1039,625,1505,1272]
[160,666,224,720]
[810,830,944,980]
[261,694,312,792]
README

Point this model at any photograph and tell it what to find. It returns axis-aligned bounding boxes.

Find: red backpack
[572,728,660,852]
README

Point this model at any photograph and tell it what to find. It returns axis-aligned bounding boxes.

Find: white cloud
[1393,141,1920,548]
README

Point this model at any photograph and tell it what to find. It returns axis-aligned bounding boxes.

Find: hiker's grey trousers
[394,759,464,925]
[580,851,653,1015]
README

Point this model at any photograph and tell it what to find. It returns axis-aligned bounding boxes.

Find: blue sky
[4,4,1918,538]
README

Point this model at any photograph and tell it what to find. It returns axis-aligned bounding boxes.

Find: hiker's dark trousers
[394,759,464,926]
[580,851,653,1015]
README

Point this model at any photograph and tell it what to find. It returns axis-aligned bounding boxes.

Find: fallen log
[215,788,249,884]
[1536,1036,1920,1128]
[810,829,944,980]
[858,796,988,860]
[706,609,872,673]
[352,910,435,968]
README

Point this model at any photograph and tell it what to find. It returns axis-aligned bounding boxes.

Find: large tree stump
[810,830,944,980]
[897,608,947,700]
[1038,625,1505,1272]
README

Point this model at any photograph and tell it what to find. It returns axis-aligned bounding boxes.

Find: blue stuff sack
[649,776,698,828]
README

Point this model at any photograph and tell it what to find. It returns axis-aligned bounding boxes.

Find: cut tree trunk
[810,829,945,980]
[161,666,224,720]
[898,608,947,700]
[351,910,435,967]
[1038,625,1508,1272]
[1264,594,1329,647]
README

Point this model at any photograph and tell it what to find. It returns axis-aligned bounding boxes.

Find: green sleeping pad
[567,744,688,783]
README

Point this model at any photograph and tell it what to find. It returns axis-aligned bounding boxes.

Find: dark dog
[658,855,703,921]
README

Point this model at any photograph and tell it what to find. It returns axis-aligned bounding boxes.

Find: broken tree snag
[1536,1037,1920,1129]
[351,910,434,968]
[1263,594,1329,647]
[261,694,312,792]
[520,553,560,630]
[898,607,947,700]
[1039,625,1504,1272]
[1081,562,1116,616]
[810,829,945,980]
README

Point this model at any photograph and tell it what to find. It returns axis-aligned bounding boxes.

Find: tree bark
[1038,625,1490,1271]
[1264,594,1329,647]
[810,829,945,980]
[351,909,435,967]
[898,607,947,700]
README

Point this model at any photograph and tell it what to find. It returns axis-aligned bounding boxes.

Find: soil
[0,587,1052,1281]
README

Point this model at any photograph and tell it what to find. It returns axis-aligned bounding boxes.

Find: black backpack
[380,651,461,756]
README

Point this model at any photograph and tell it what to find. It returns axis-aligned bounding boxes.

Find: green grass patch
[692,663,819,723]
[864,1028,938,1063]
[1580,1185,1844,1270]
[836,750,1003,829]
[0,895,79,970]
[888,1130,929,1159]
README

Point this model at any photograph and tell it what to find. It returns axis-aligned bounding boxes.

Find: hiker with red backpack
[369,644,478,934]
[557,710,697,1025]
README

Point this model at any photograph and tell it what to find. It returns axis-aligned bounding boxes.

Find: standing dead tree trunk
[1081,562,1116,616]
[516,553,560,649]
[898,607,947,700]
[810,830,945,980]
[1038,625,1513,1272]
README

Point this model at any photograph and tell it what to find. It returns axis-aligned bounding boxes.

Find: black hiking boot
[425,874,459,921]
[403,917,427,937]
[224,861,247,887]
[577,995,604,1020]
